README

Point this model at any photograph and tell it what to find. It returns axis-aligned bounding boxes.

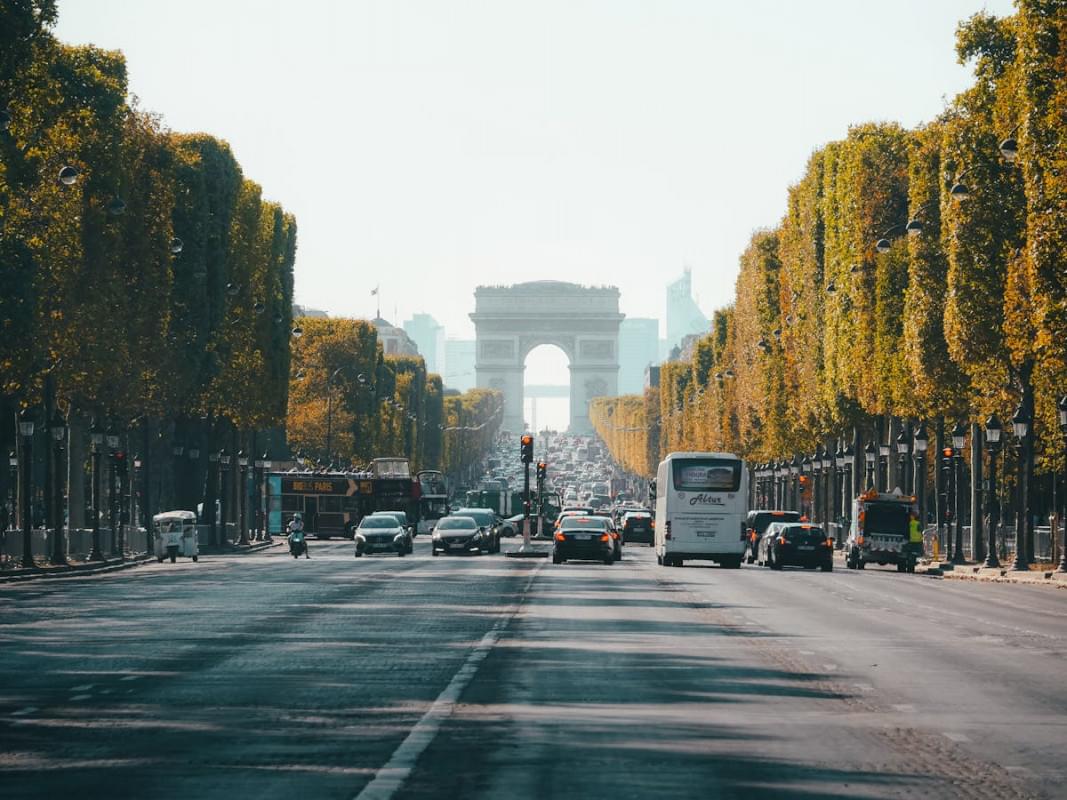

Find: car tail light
[857,535,865,546]
[650,519,655,528]
[777,536,787,545]
[824,538,834,548]
[554,531,565,542]
[599,533,610,542]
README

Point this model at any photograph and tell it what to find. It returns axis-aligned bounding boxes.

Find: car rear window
[750,511,801,534]
[561,517,608,530]
[672,458,742,492]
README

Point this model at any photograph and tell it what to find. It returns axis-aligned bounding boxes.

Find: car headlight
[432,530,442,540]
[471,531,483,540]
[394,533,406,543]
[355,533,366,542]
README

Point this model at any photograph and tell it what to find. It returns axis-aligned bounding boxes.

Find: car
[432,515,493,556]
[744,510,802,563]
[354,515,411,557]
[588,512,623,560]
[621,511,654,545]
[451,508,501,553]
[553,516,615,565]
[498,513,525,537]
[372,509,416,536]
[758,522,833,571]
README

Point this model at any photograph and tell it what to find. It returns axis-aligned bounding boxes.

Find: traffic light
[536,462,547,482]
[520,434,534,464]
[114,450,128,475]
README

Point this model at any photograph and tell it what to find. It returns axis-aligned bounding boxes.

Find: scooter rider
[288,513,309,558]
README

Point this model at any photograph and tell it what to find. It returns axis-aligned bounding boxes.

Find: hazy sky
[56,0,1012,428]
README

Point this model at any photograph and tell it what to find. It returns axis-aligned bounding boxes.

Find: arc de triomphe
[470,281,623,434]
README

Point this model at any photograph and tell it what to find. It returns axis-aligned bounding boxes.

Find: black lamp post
[823,447,835,534]
[6,450,17,533]
[237,450,250,546]
[219,449,231,546]
[88,420,104,561]
[813,446,825,524]
[18,408,35,568]
[913,424,928,525]
[790,457,800,511]
[172,441,184,509]
[206,450,219,546]
[951,422,967,564]
[897,429,910,493]
[1011,404,1030,571]
[802,456,813,517]
[864,441,876,490]
[984,414,1002,569]
[878,441,890,492]
[256,452,272,541]
[49,409,67,565]
[841,445,854,543]
[107,428,120,556]
[1058,397,1067,573]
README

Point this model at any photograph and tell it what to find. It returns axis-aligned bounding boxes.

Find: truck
[844,489,919,573]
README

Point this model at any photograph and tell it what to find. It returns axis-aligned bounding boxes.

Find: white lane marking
[892,704,915,713]
[943,731,970,743]
[71,684,94,692]
[120,675,141,682]
[822,663,838,671]
[353,561,544,800]
[11,707,37,716]
[70,694,92,701]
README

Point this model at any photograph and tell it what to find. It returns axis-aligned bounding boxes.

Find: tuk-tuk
[153,510,199,563]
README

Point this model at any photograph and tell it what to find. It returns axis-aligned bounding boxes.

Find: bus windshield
[672,458,741,492]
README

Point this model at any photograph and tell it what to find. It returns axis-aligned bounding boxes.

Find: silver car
[355,516,410,557]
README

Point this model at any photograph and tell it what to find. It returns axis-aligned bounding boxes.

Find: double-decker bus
[415,470,449,534]
[267,457,419,539]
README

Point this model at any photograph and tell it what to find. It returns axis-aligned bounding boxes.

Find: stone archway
[470,281,624,433]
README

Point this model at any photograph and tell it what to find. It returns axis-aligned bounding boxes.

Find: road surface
[1,539,1063,799]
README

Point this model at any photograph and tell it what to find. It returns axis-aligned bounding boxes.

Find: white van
[654,451,748,569]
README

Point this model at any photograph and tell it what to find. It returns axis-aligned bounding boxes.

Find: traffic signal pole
[506,433,548,559]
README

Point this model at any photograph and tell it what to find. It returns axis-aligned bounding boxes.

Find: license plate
[696,531,715,538]
[575,534,591,540]
[798,545,815,551]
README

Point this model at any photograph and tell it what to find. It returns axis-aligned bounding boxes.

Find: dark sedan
[432,515,493,556]
[553,516,615,565]
[621,511,654,545]
[758,522,833,571]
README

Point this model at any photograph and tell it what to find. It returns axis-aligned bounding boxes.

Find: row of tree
[286,316,503,479]
[594,5,1066,495]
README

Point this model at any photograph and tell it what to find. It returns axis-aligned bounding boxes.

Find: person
[287,512,309,558]
[908,512,923,559]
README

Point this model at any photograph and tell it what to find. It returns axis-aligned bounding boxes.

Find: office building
[618,318,660,395]
[403,313,445,374]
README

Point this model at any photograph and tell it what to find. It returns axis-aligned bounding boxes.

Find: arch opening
[523,344,570,434]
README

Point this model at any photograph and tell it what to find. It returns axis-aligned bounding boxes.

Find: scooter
[288,530,307,559]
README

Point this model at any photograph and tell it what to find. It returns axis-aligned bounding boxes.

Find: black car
[452,508,501,553]
[553,516,615,565]
[758,522,833,571]
[744,509,802,563]
[432,515,492,556]
[621,511,654,545]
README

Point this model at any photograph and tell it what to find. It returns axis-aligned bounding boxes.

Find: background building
[665,267,709,352]
[444,338,476,392]
[371,317,420,356]
[618,318,660,395]
[403,313,445,374]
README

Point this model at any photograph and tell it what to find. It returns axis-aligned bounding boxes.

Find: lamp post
[7,450,17,533]
[813,446,825,524]
[237,450,250,546]
[896,429,910,494]
[88,420,104,561]
[913,423,928,526]
[790,457,800,512]
[1058,397,1067,573]
[841,445,855,544]
[823,447,834,537]
[864,441,876,490]
[206,450,219,546]
[1011,405,1030,571]
[172,441,184,509]
[951,422,967,564]
[106,428,120,557]
[219,449,231,546]
[878,441,890,492]
[984,414,1002,569]
[258,452,272,541]
[18,409,35,569]
[253,453,265,540]
[49,410,67,565]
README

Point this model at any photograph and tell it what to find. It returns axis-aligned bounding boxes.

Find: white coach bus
[654,452,748,569]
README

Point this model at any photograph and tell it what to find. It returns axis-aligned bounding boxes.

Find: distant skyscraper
[444,339,476,392]
[618,318,659,395]
[666,267,709,351]
[403,313,445,375]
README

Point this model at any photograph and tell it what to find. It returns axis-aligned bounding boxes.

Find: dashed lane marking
[943,731,971,743]
[352,561,545,800]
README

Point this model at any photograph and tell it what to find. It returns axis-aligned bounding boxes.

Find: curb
[0,554,153,584]
[940,567,1067,588]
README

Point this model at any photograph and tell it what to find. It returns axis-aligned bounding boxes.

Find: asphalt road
[1,538,1064,799]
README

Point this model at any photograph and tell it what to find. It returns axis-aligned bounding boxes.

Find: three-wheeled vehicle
[153,510,200,563]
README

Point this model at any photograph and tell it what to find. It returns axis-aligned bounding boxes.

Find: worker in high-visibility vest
[908,513,923,558]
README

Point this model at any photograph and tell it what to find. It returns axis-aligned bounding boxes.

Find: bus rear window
[672,459,741,492]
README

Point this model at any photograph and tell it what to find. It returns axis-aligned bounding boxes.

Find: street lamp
[18,408,36,568]
[219,449,231,546]
[896,429,910,494]
[789,456,800,512]
[106,427,120,557]
[88,419,104,561]
[206,450,219,546]
[1058,397,1067,573]
[984,414,1003,569]
[864,441,876,490]
[913,422,928,527]
[49,409,67,566]
[878,441,890,492]
[951,422,967,564]
[1011,404,1030,571]
[237,450,250,546]
[841,444,855,539]
[7,450,17,534]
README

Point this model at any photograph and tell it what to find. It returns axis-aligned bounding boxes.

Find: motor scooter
[288,530,307,559]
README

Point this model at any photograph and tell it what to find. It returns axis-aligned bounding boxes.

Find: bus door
[304,496,318,534]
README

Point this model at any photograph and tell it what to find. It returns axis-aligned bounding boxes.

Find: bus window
[672,458,741,492]
[281,494,304,512]
[320,496,342,513]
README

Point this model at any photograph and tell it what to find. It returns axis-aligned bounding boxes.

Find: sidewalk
[930,560,1067,589]
[0,552,153,583]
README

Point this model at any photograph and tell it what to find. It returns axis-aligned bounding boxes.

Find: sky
[56,0,1013,430]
